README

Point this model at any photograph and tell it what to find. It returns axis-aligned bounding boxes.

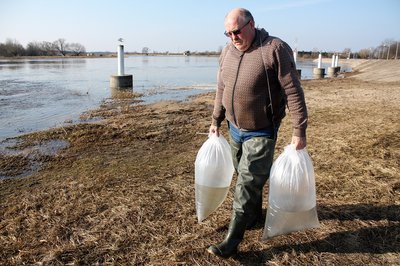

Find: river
[0,56,345,141]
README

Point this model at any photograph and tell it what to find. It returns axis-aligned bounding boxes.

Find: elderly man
[208,8,308,258]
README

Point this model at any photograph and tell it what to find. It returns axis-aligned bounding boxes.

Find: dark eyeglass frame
[224,20,251,37]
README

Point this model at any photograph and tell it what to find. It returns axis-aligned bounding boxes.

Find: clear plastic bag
[195,134,234,222]
[262,144,319,239]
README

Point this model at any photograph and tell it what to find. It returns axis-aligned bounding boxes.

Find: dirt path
[0,60,399,265]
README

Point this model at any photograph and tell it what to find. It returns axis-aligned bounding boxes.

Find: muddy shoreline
[0,60,399,265]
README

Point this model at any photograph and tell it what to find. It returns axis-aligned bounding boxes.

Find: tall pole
[387,44,390,60]
[118,44,125,76]
[318,53,322,68]
[396,41,399,60]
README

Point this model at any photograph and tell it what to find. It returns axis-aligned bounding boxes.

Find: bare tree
[53,38,69,56]
[142,47,149,55]
[1,38,88,57]
[342,48,351,59]
[26,41,57,56]
[358,48,371,59]
[382,39,396,59]
[69,43,86,56]
[26,42,42,56]
[41,41,57,55]
[0,39,25,56]
[311,47,319,58]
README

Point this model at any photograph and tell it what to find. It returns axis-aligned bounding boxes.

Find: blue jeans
[228,122,277,144]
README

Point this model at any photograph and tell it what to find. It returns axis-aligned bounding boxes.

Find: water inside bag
[262,205,320,239]
[195,184,229,223]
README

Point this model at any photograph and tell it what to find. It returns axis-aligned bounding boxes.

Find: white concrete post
[331,54,335,67]
[318,53,322,68]
[118,44,124,76]
[110,41,133,89]
[293,51,297,64]
[335,54,339,67]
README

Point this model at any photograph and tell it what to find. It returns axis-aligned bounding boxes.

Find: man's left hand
[291,136,307,150]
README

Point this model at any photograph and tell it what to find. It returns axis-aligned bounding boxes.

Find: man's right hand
[209,125,220,137]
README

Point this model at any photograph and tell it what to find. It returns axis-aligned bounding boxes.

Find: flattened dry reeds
[1,61,399,265]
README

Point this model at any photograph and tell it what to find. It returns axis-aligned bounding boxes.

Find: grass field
[1,60,399,265]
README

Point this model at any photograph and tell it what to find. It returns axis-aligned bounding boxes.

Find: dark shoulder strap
[259,35,277,137]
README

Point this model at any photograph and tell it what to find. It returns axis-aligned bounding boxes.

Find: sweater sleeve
[274,41,308,137]
[211,47,229,127]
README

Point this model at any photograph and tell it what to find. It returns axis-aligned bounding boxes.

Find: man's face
[224,16,254,52]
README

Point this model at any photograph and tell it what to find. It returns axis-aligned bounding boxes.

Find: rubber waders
[208,137,276,258]
[207,212,247,258]
[232,137,275,228]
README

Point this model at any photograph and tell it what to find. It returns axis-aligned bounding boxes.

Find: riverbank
[0,60,399,265]
[0,53,218,61]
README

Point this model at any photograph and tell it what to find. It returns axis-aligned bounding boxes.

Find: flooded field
[0,56,343,141]
[0,56,218,141]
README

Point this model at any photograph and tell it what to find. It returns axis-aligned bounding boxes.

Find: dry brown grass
[0,60,399,265]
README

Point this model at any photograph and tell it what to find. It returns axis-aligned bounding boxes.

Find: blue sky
[0,0,399,53]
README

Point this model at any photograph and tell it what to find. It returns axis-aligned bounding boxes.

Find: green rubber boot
[207,212,247,258]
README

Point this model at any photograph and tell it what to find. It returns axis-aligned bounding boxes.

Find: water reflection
[0,58,86,70]
[141,56,149,65]
[0,60,25,70]
[0,65,22,70]
[28,59,86,70]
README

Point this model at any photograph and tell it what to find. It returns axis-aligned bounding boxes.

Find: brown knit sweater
[212,28,308,137]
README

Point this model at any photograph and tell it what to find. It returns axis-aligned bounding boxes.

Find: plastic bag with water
[262,144,320,239]
[195,134,234,223]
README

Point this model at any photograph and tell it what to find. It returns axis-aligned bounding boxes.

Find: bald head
[224,8,255,52]
[225,8,254,25]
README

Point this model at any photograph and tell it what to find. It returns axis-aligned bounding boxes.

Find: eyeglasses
[224,20,251,37]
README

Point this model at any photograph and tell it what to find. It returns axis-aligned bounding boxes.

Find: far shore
[1,54,387,63]
[0,53,219,61]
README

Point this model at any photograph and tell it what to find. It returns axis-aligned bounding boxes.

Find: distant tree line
[0,38,86,57]
[1,37,398,59]
[297,38,399,60]
[139,46,222,56]
[360,38,399,60]
[142,38,399,59]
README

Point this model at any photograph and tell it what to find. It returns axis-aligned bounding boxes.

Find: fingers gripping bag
[195,134,234,223]
[262,144,320,239]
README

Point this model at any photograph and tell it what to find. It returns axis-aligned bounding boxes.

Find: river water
[0,56,343,141]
